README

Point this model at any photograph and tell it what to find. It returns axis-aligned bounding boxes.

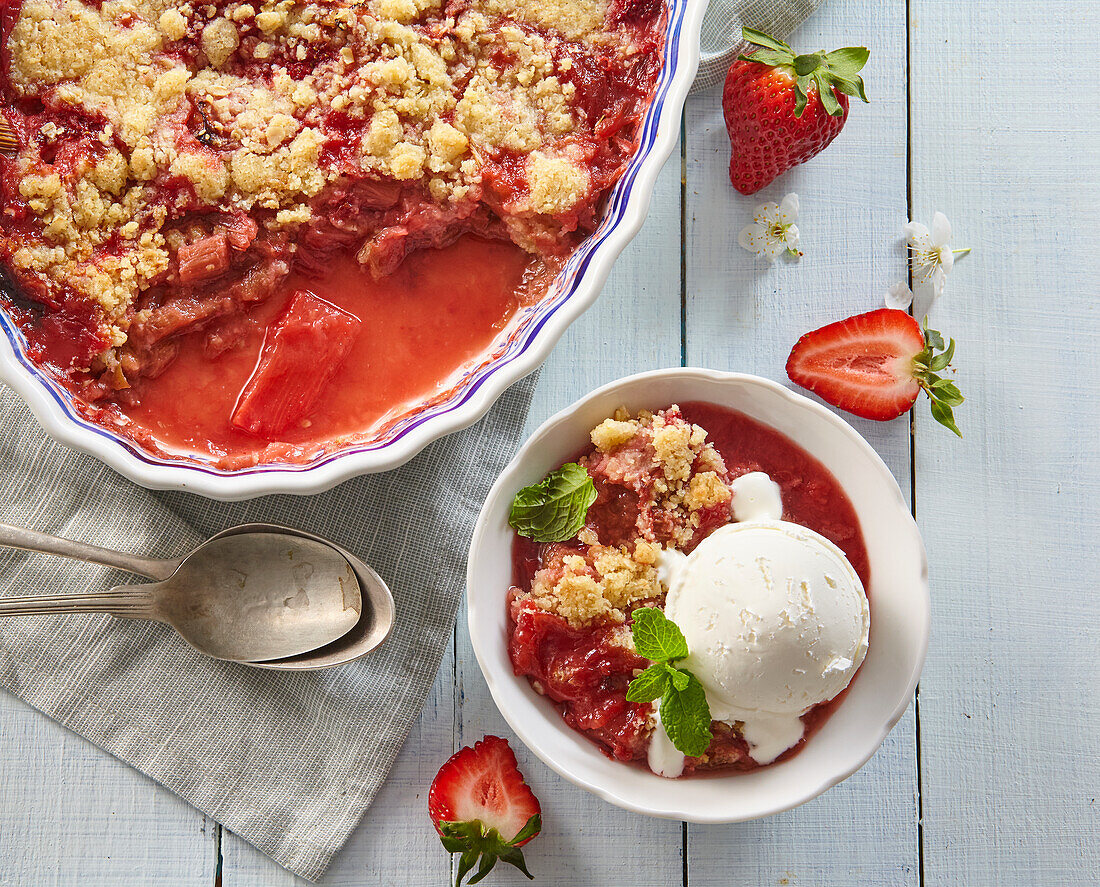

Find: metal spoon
[0,522,364,663]
[212,524,395,670]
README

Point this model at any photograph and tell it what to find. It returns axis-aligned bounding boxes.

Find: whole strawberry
[723,28,869,195]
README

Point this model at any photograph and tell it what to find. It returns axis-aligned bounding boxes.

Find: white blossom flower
[887,211,970,319]
[885,280,913,310]
[739,193,801,262]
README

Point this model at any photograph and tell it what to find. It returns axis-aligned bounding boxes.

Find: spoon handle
[0,523,179,580]
[0,587,158,619]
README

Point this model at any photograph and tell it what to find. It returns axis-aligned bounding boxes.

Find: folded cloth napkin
[0,376,535,881]
[695,0,827,91]
[0,1,823,880]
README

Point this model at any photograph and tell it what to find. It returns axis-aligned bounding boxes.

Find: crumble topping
[529,540,662,626]
[518,407,734,626]
[587,405,732,547]
[2,0,663,381]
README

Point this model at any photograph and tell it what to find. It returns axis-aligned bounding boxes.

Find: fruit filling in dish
[508,402,871,777]
[0,0,666,466]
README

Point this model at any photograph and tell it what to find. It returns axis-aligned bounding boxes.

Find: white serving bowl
[0,0,708,500]
[467,368,929,822]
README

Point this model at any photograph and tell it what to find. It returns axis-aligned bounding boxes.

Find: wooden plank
[450,147,687,886]
[218,637,456,885]
[0,688,215,885]
[683,1,919,883]
[909,2,1100,884]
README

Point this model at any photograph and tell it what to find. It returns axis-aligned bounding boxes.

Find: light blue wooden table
[2,1,1098,884]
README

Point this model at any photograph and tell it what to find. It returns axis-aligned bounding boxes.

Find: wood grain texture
[909,2,1100,884]
[0,688,214,886]
[682,3,919,884]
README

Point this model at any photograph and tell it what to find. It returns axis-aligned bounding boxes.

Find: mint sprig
[913,323,964,437]
[738,27,870,118]
[626,608,713,757]
[508,463,597,542]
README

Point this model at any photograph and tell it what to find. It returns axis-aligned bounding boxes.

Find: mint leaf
[508,463,597,542]
[668,667,690,692]
[628,609,713,756]
[626,663,669,703]
[630,607,689,662]
[659,671,712,758]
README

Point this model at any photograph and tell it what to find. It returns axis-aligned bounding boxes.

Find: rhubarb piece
[231,291,361,438]
[223,214,259,251]
[177,234,229,283]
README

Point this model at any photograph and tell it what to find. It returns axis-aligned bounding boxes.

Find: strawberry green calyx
[738,27,870,117]
[438,814,541,887]
[913,325,964,437]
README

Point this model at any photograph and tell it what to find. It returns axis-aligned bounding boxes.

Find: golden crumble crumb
[633,540,660,565]
[591,416,639,452]
[526,153,589,214]
[159,9,189,41]
[686,472,732,511]
[202,18,239,68]
[531,544,660,626]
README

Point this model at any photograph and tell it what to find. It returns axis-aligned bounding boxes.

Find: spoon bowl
[208,524,396,670]
[143,532,361,662]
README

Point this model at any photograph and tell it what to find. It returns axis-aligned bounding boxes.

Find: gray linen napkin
[0,0,823,879]
[695,0,827,91]
[0,375,535,881]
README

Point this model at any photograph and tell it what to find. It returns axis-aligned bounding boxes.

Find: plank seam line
[905,4,926,886]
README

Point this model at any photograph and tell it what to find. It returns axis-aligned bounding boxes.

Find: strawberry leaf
[510,814,542,846]
[824,46,870,76]
[914,325,964,436]
[738,48,791,68]
[437,817,539,887]
[741,27,793,55]
[930,399,962,438]
[737,28,869,117]
[814,71,843,115]
[794,75,813,116]
[829,73,868,103]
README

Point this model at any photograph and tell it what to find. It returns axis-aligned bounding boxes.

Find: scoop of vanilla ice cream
[662,520,869,762]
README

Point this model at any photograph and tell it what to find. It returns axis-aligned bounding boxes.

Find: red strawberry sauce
[87,236,537,468]
[508,403,869,774]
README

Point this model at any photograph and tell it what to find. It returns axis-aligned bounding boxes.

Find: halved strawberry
[231,290,361,438]
[428,735,542,887]
[786,308,963,435]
